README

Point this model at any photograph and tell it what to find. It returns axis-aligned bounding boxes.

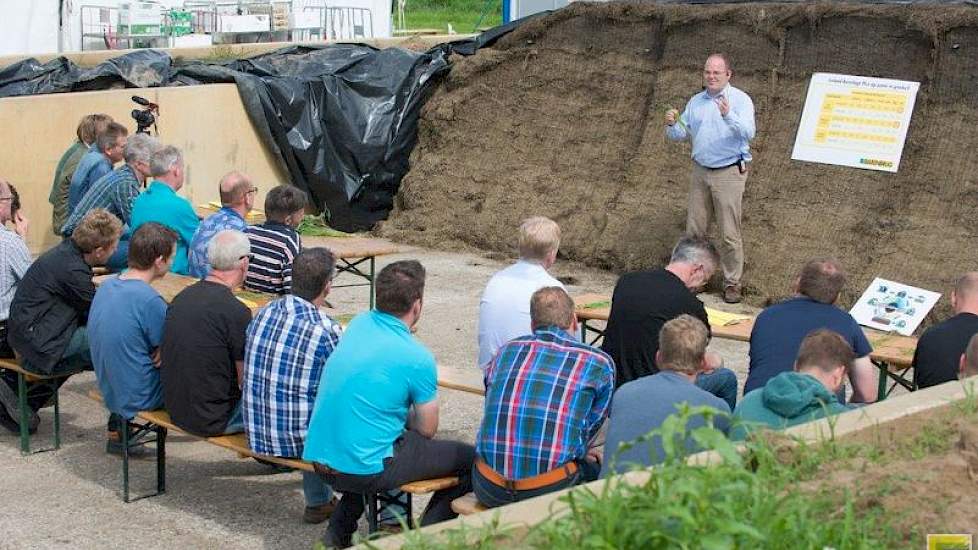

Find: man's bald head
[952,272,978,314]
[218,171,254,207]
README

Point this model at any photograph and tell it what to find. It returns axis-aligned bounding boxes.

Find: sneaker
[723,285,743,304]
[0,409,26,434]
[303,497,340,524]
[0,378,39,432]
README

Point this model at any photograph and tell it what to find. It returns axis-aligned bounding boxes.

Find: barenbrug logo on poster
[927,534,972,550]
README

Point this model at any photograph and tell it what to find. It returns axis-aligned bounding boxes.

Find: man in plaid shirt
[474,286,615,507]
[243,247,341,524]
[62,134,160,270]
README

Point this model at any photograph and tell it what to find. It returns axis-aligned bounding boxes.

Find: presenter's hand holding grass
[665,108,679,126]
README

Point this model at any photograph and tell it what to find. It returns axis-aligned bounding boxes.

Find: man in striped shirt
[62,134,161,271]
[245,184,307,295]
[474,286,615,507]
[243,248,341,524]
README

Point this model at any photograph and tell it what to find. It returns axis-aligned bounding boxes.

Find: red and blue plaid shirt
[477,326,615,480]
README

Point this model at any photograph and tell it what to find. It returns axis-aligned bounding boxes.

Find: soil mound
[382,2,978,312]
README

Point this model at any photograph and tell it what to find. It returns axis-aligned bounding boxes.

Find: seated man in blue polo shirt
[303,260,474,548]
[745,258,877,403]
[130,145,200,276]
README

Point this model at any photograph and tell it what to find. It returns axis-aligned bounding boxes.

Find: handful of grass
[667,105,689,133]
[297,215,352,238]
[581,300,610,309]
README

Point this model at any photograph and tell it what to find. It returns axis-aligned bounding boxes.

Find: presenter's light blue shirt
[130,181,201,276]
[302,310,438,475]
[666,84,755,168]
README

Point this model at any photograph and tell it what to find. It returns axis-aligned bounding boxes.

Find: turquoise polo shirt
[130,181,200,275]
[303,310,438,475]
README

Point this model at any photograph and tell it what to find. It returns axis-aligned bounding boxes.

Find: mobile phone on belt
[737,158,748,174]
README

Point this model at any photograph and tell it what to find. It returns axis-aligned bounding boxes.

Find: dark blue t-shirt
[745,297,872,394]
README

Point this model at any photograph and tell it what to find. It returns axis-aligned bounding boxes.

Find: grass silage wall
[383,2,978,314]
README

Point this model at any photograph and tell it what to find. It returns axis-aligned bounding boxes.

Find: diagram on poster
[791,73,919,173]
[849,278,940,336]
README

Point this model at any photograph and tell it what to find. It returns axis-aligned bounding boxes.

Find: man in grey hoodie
[732,329,854,440]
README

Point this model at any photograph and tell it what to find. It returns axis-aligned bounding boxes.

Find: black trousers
[0,321,56,413]
[316,430,474,547]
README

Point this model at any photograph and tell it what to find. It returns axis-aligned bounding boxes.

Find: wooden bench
[451,492,488,516]
[87,390,459,528]
[0,358,81,455]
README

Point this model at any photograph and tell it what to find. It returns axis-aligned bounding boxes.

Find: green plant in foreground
[401,406,907,549]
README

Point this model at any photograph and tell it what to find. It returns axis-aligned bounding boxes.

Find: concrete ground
[1,244,784,549]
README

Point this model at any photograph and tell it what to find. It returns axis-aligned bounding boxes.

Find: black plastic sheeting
[173,45,453,230]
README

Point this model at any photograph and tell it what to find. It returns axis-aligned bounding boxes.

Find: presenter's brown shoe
[723,285,743,304]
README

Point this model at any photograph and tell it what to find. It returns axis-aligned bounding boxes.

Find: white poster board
[791,73,919,173]
[849,277,940,336]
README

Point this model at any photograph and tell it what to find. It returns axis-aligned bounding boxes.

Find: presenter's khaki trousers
[686,163,747,287]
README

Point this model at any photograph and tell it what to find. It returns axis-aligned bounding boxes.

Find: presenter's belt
[698,161,740,170]
[476,458,578,491]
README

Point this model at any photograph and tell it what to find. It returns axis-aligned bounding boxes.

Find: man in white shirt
[477,217,564,370]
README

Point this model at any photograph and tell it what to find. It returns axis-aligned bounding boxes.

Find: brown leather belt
[476,459,578,491]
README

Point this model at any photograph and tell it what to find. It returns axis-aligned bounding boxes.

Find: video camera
[131,95,160,135]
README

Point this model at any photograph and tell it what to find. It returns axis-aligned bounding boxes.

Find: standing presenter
[666,53,755,304]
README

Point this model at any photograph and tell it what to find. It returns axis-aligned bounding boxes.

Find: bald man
[913,272,978,389]
[187,171,256,278]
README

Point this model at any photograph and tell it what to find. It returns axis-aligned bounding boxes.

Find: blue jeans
[302,471,334,507]
[222,401,244,434]
[695,367,738,411]
[47,326,93,375]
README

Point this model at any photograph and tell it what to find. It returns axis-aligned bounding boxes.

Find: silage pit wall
[383,3,978,315]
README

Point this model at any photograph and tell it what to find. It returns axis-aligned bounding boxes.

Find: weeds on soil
[399,405,914,549]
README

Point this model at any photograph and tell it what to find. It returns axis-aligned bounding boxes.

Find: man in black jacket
[8,209,121,384]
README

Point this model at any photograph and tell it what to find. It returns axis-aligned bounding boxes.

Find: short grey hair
[149,145,184,177]
[124,133,161,164]
[670,235,719,270]
[207,229,250,271]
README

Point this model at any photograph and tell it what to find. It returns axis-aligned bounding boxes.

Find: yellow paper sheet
[705,307,751,327]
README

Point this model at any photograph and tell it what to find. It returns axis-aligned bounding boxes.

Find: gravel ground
[0,244,760,549]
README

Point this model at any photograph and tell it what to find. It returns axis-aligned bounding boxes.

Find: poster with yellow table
[791,73,919,173]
